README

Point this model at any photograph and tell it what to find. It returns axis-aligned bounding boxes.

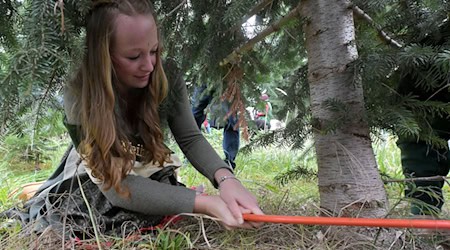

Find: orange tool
[243,214,450,230]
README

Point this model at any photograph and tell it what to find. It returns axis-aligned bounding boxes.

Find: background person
[396,22,450,216]
[191,84,240,169]
[254,93,273,131]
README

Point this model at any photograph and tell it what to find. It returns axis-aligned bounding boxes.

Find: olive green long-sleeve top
[63,66,230,216]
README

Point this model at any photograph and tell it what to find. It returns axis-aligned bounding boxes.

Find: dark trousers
[191,85,239,169]
[397,140,450,215]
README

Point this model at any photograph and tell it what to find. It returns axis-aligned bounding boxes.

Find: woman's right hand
[193,195,255,229]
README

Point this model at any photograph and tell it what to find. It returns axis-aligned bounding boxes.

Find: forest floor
[0,131,449,249]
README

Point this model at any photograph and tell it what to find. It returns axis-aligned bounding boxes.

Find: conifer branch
[30,68,57,149]
[220,2,301,66]
[161,0,187,21]
[425,83,450,101]
[383,175,449,183]
[352,5,402,49]
[229,0,274,33]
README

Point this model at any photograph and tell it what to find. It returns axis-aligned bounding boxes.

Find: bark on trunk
[300,0,388,218]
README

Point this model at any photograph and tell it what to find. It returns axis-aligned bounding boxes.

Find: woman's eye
[128,55,139,60]
[150,50,158,56]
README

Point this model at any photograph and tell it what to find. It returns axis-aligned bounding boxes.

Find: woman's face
[111,14,158,90]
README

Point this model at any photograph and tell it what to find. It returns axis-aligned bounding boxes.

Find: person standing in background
[396,21,450,217]
[191,84,240,169]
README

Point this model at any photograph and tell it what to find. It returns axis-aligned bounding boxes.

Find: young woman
[18,0,262,236]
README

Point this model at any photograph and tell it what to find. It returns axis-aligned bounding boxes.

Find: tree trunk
[300,0,388,218]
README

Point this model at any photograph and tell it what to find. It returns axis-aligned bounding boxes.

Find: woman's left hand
[215,169,264,228]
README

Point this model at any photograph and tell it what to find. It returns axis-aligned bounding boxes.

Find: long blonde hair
[70,0,169,196]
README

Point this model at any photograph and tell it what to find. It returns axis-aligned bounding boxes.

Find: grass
[0,129,449,249]
[0,141,69,209]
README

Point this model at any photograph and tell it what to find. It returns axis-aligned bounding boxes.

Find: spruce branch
[30,68,57,150]
[229,0,274,33]
[425,83,450,101]
[160,0,187,22]
[383,175,450,183]
[352,5,402,49]
[220,2,302,66]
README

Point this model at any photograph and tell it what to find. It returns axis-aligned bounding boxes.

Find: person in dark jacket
[191,84,240,169]
[397,22,450,216]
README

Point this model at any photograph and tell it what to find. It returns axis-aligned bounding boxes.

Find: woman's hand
[215,168,264,228]
[193,195,255,229]
[192,168,264,229]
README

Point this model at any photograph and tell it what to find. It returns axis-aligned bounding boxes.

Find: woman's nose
[140,54,154,72]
